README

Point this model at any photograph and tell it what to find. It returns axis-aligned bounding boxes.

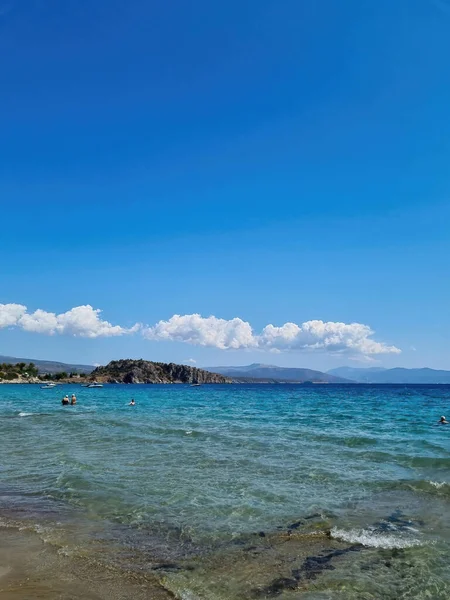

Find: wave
[429,480,448,489]
[331,526,422,549]
[380,479,450,499]
[408,479,450,497]
[427,480,450,496]
[16,411,55,418]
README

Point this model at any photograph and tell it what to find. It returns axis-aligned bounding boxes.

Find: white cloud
[0,303,401,357]
[0,303,139,338]
[0,303,27,328]
[184,358,197,364]
[144,314,256,350]
[258,320,400,355]
[143,314,400,357]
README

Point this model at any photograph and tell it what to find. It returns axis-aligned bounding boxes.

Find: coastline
[1,383,449,598]
[1,494,444,600]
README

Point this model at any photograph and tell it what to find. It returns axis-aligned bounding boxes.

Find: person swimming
[129,399,135,406]
[62,395,69,406]
[439,416,448,424]
[70,394,77,405]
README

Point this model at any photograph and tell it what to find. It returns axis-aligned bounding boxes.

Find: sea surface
[0,383,449,599]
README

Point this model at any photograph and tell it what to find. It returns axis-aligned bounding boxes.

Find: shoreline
[0,496,440,600]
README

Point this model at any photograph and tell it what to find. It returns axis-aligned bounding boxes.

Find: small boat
[87,383,103,388]
[40,383,56,389]
[190,383,201,387]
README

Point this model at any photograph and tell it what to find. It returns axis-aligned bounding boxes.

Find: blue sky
[1,0,450,370]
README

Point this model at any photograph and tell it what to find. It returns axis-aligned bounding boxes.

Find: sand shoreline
[1,500,431,600]
[0,524,173,600]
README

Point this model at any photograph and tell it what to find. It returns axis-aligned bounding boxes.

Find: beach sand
[0,526,172,600]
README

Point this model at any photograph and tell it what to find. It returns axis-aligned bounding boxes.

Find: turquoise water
[1,383,449,598]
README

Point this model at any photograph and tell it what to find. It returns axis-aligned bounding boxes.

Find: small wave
[429,480,447,488]
[402,479,450,498]
[331,526,421,549]
[18,412,34,417]
[428,481,449,494]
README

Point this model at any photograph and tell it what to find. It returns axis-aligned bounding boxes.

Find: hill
[0,355,94,374]
[91,359,231,384]
[328,366,450,384]
[206,363,350,383]
[0,361,39,382]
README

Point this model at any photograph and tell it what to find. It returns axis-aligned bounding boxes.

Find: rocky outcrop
[0,376,41,384]
[91,359,231,384]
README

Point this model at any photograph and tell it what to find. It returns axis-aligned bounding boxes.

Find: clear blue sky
[1,0,450,370]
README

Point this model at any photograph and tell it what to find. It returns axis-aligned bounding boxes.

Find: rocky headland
[90,359,231,384]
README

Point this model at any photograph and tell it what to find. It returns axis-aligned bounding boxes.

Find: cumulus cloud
[143,314,400,357]
[258,320,400,355]
[0,303,27,328]
[0,302,400,357]
[144,314,256,350]
[0,303,138,338]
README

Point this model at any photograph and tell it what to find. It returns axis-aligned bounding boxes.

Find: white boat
[87,383,103,388]
[40,383,56,389]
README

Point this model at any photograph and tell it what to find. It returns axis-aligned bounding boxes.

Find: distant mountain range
[2,354,450,383]
[328,366,450,384]
[0,355,94,374]
[206,363,349,383]
[207,363,450,384]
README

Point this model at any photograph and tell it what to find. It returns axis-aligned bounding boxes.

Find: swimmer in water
[62,395,69,406]
[439,416,448,424]
[70,394,77,405]
[129,399,135,406]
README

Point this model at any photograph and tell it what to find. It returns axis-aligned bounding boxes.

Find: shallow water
[0,383,449,598]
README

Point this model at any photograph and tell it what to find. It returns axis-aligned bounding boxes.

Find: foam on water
[331,526,422,549]
[429,480,448,489]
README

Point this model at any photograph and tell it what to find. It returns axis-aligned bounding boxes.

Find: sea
[0,383,449,599]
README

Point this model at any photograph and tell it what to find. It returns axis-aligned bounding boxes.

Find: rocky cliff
[91,359,231,384]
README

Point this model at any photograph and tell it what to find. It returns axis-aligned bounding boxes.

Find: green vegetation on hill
[0,362,88,382]
[0,362,39,381]
[0,355,94,374]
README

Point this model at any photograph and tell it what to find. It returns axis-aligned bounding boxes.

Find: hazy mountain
[328,366,450,384]
[327,367,387,382]
[206,363,350,383]
[0,355,94,374]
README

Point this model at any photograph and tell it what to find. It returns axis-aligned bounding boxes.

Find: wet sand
[0,527,173,600]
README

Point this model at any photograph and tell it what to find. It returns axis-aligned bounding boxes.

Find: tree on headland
[27,362,38,376]
[53,372,68,381]
[0,362,40,380]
